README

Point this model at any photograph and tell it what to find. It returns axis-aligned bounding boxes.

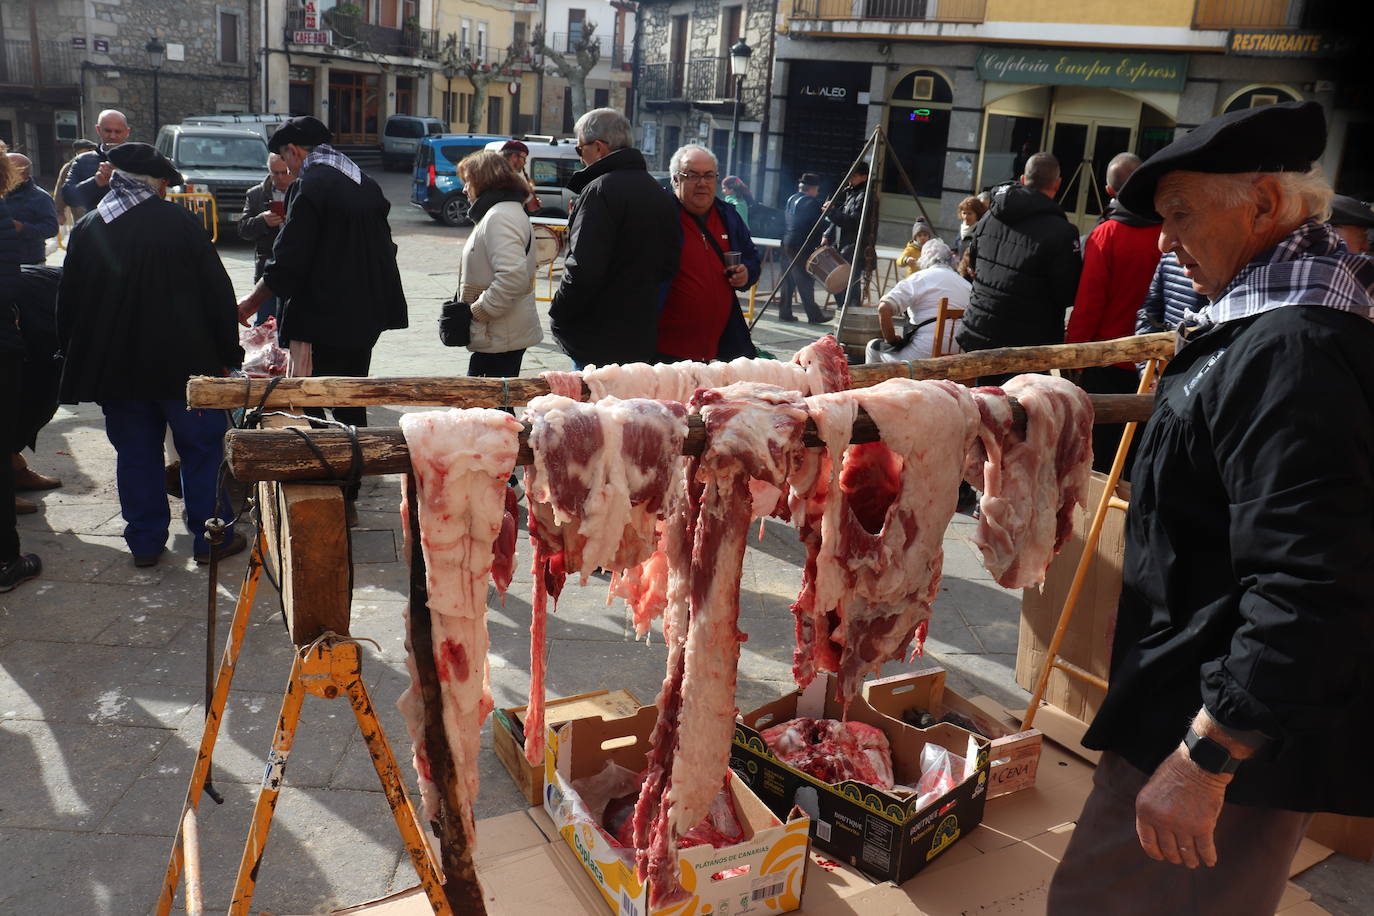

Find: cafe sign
[1227,30,1332,57]
[976,49,1187,93]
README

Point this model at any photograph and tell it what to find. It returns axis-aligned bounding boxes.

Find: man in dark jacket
[549,108,679,367]
[5,154,58,264]
[235,117,407,464]
[823,161,871,308]
[60,109,130,211]
[657,145,760,362]
[957,152,1081,368]
[236,152,294,325]
[779,172,828,323]
[56,143,244,568]
[1049,101,1374,914]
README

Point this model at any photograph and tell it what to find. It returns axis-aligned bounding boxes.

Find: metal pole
[727,73,742,178]
[153,68,161,134]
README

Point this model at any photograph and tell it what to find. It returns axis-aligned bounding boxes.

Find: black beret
[106,142,182,185]
[1329,194,1374,229]
[1118,101,1326,220]
[799,172,821,187]
[268,116,332,153]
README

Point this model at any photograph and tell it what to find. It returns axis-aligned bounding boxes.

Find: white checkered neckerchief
[300,143,362,184]
[1182,219,1374,333]
[95,172,157,223]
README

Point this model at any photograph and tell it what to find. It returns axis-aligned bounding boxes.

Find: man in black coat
[235,117,407,509]
[779,172,828,323]
[56,143,244,568]
[1049,101,1374,914]
[236,152,295,325]
[60,109,130,212]
[956,152,1081,373]
[549,108,679,368]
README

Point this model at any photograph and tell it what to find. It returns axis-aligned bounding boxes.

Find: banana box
[543,704,811,916]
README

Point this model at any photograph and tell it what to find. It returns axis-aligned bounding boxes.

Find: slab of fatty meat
[761,716,895,790]
[397,407,522,841]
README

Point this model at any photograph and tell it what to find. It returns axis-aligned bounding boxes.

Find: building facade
[534,0,634,135]
[765,0,1361,243]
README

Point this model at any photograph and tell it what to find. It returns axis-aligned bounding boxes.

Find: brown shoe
[14,467,61,491]
[16,496,37,515]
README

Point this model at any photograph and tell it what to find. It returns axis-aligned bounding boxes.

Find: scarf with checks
[300,143,362,184]
[1182,219,1374,332]
[95,172,157,223]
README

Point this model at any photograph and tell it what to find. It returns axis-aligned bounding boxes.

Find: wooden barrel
[836,307,882,360]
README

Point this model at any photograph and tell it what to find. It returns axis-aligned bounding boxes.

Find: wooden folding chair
[931,298,963,357]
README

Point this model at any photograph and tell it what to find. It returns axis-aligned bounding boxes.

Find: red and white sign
[303,0,319,29]
[293,30,331,46]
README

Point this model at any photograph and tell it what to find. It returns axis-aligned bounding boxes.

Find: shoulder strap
[687,207,729,267]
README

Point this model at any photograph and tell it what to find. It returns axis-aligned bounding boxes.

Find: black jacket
[60,147,111,211]
[549,147,680,366]
[824,179,870,258]
[7,179,58,265]
[1084,306,1374,815]
[56,200,242,402]
[262,163,407,349]
[957,182,1081,351]
[783,191,824,251]
[237,177,285,279]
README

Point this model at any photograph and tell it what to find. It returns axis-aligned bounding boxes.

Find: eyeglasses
[676,171,718,184]
[575,139,603,157]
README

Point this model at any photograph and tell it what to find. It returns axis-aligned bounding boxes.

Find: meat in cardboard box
[543,703,812,916]
[730,675,991,885]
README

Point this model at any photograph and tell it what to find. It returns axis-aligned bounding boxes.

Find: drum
[533,224,563,267]
[806,246,851,295]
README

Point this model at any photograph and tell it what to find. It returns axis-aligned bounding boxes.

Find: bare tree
[530,22,601,124]
[443,33,526,134]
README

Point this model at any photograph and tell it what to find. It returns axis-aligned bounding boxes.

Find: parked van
[382,115,446,171]
[410,133,509,226]
[483,137,582,218]
[155,124,270,229]
[181,113,288,144]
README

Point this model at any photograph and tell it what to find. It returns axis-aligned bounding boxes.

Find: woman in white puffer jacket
[455,150,541,377]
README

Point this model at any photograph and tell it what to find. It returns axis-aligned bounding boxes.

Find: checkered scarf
[300,143,362,184]
[95,172,158,224]
[1183,219,1374,332]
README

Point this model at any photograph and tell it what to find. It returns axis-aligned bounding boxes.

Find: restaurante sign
[976,49,1188,93]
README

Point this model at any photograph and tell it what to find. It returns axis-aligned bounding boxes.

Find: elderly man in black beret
[234,116,407,523]
[1049,101,1374,913]
[1327,194,1374,255]
[56,142,245,567]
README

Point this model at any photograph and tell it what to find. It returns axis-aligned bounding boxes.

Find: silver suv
[382,115,445,171]
[155,124,270,230]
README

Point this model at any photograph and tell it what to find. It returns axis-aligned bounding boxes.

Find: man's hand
[262,210,284,228]
[236,297,258,326]
[95,162,114,187]
[1135,745,1230,869]
[725,264,749,289]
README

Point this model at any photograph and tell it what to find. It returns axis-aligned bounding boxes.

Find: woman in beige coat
[456,151,541,377]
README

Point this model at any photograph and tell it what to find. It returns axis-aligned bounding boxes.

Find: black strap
[686,209,730,268]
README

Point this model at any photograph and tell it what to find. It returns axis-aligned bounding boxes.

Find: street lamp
[441,58,458,130]
[145,36,166,134]
[726,37,752,181]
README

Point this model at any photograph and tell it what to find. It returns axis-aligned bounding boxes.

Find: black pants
[305,342,373,500]
[1079,365,1141,480]
[780,245,822,321]
[0,359,21,560]
[467,349,526,379]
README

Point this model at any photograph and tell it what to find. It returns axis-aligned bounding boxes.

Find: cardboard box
[864,669,1042,798]
[493,688,641,806]
[544,704,812,916]
[730,676,991,885]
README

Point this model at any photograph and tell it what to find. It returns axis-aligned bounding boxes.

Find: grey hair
[669,145,717,180]
[1200,166,1334,224]
[917,237,955,271]
[575,108,632,150]
[1105,152,1141,193]
[114,169,163,191]
[1023,152,1060,191]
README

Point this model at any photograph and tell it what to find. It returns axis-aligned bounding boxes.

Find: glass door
[1049,118,1135,234]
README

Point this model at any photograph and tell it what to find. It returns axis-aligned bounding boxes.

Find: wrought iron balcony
[788,0,985,22]
[284,9,439,59]
[549,32,603,55]
[0,38,78,87]
[640,57,734,103]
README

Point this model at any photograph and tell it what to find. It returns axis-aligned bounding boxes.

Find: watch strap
[1184,726,1242,775]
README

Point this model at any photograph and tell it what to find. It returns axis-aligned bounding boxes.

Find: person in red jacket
[1066,152,1161,476]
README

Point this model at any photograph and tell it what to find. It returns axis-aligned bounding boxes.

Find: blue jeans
[101,400,234,556]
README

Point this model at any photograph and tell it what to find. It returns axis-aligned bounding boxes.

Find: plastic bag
[240,317,288,377]
[913,743,965,812]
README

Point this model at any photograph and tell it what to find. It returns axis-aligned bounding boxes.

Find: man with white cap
[1048,101,1374,914]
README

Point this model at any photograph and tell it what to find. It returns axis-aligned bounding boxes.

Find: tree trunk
[467,74,491,133]
[569,79,589,122]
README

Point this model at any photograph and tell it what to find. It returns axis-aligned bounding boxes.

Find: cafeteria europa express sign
[976,49,1187,93]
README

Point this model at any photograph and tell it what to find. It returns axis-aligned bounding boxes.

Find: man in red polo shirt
[657,145,761,362]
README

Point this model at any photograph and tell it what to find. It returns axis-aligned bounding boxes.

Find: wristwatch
[1183,726,1242,775]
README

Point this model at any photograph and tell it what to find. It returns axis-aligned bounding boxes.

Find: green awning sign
[976,49,1188,93]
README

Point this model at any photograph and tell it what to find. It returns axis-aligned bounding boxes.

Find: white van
[181,113,288,144]
[485,137,582,217]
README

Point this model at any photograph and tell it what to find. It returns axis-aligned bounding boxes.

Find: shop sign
[976,49,1187,93]
[799,83,849,102]
[71,37,86,49]
[93,39,108,53]
[303,0,319,29]
[1227,30,1332,57]
[293,30,331,46]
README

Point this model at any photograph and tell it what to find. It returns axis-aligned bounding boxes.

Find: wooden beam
[224,393,1156,483]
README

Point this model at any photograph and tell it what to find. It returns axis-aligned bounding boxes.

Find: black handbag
[438,297,472,347]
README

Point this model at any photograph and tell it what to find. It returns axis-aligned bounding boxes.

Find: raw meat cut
[521,394,688,764]
[397,407,522,840]
[793,333,853,395]
[633,382,808,904]
[760,717,895,790]
[582,358,810,404]
[787,379,980,702]
[539,369,584,400]
[965,375,1094,589]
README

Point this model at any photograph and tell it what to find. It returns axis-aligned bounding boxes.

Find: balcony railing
[1193,0,1298,29]
[549,32,602,55]
[0,38,78,86]
[447,42,532,71]
[789,0,985,22]
[640,57,733,102]
[610,43,633,71]
[284,9,439,59]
